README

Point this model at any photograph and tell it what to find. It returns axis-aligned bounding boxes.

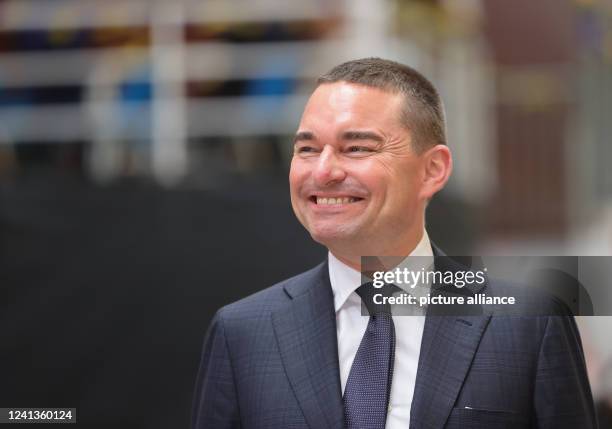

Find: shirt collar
[328,230,434,313]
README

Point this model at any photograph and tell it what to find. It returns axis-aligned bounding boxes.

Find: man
[192,58,597,428]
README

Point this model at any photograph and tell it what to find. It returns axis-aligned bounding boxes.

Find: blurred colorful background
[1,0,612,426]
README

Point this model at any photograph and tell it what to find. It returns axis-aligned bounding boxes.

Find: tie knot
[356,282,401,315]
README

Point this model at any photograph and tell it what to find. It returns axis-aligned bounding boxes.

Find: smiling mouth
[310,196,364,205]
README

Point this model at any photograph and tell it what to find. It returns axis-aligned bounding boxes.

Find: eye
[294,144,320,156]
[347,146,373,153]
[296,146,315,153]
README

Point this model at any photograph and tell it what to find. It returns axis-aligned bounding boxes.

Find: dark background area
[0,172,325,428]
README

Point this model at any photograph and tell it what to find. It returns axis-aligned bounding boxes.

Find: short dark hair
[317,57,446,152]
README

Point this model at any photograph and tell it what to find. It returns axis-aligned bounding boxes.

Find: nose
[313,146,347,187]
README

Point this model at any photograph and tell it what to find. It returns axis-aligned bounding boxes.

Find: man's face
[289,82,430,254]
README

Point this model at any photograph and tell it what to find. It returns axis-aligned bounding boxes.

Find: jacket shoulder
[484,277,576,317]
[217,261,327,323]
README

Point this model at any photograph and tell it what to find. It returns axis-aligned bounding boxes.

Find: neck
[329,228,425,272]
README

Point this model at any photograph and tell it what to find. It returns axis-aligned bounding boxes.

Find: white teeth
[316,197,359,205]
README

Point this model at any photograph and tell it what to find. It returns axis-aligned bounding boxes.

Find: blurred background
[1,0,612,426]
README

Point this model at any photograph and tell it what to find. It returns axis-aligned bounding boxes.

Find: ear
[419,144,452,200]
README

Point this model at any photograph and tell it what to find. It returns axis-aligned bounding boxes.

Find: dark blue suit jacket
[192,254,597,428]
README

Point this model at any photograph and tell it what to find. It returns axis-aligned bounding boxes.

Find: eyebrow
[293,130,384,144]
[341,130,384,143]
[293,131,314,143]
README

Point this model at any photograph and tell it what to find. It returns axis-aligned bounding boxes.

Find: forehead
[299,82,404,130]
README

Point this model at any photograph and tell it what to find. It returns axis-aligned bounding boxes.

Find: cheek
[375,164,422,204]
[289,162,304,191]
[349,161,386,187]
[352,162,397,199]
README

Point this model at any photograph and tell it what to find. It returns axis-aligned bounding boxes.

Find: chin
[308,225,359,248]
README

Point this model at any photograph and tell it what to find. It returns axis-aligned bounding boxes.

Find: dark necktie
[343,283,396,429]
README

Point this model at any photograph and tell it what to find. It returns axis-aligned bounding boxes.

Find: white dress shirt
[328,231,434,428]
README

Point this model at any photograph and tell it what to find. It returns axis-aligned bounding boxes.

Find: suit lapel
[272,262,344,429]
[410,247,492,428]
